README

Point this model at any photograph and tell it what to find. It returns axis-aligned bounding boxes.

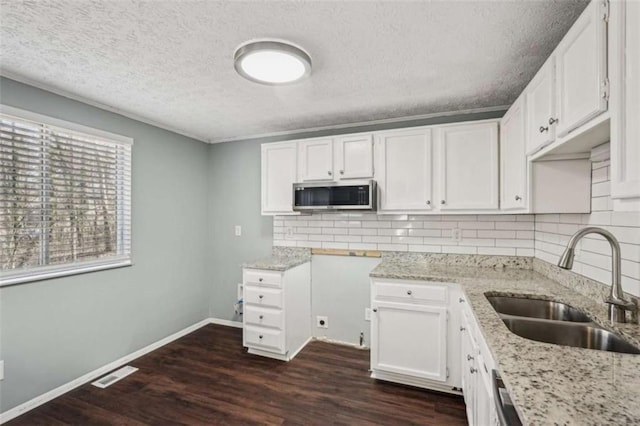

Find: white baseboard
[0,317,222,424]
[209,317,242,328]
[313,335,369,350]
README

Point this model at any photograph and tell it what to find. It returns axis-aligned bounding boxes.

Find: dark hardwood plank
[8,325,467,425]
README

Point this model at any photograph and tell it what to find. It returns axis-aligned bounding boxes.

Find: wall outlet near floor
[234,225,242,237]
[365,308,372,321]
[451,228,462,242]
[316,316,328,328]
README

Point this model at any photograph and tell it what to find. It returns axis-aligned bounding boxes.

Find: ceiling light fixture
[234,40,312,85]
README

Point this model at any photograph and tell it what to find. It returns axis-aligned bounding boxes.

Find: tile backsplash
[273,159,639,296]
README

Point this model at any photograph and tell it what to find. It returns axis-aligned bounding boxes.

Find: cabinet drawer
[244,286,283,309]
[244,305,283,329]
[243,269,282,288]
[244,326,285,353]
[374,280,448,304]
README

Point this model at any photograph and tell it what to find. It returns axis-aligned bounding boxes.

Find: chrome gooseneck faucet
[558,227,636,323]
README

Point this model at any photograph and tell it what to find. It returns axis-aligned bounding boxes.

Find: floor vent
[91,365,138,389]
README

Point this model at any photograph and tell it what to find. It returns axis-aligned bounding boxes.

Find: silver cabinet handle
[328,171,332,176]
[426,200,431,205]
[549,117,559,125]
[258,278,263,282]
[515,195,522,201]
[259,295,264,299]
[470,367,477,374]
[407,290,412,295]
[441,200,446,204]
[259,335,263,340]
[459,298,465,303]
[539,126,549,133]
[467,354,474,361]
[259,315,264,320]
[373,308,378,312]
[460,326,466,331]
[339,170,344,175]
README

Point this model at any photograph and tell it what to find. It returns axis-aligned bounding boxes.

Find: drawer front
[244,326,285,353]
[244,305,283,329]
[243,269,282,288]
[244,286,283,309]
[374,280,448,304]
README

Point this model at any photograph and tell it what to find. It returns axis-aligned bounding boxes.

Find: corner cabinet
[370,278,462,394]
[261,142,298,215]
[242,263,311,361]
[525,56,556,155]
[500,94,528,211]
[610,0,640,210]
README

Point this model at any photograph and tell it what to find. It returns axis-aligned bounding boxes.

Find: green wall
[0,77,211,412]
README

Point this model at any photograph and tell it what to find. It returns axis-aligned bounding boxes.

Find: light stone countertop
[370,257,640,426]
[242,247,311,272]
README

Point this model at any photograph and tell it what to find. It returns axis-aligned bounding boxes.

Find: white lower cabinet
[370,278,462,394]
[242,263,311,361]
[460,298,500,426]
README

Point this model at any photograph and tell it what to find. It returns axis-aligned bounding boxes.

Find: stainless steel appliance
[292,180,376,211]
[492,370,522,426]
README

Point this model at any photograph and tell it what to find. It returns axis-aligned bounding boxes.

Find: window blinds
[0,110,132,285]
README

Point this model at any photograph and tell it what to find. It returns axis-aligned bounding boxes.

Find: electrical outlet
[234,225,242,237]
[285,226,294,239]
[365,308,372,321]
[451,228,462,242]
[316,315,328,328]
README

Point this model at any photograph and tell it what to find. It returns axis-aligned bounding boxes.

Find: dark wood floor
[9,324,468,425]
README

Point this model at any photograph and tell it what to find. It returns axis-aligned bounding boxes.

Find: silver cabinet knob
[467,354,474,361]
[515,195,522,201]
[259,295,264,299]
[407,290,412,295]
[373,308,378,312]
[470,367,477,374]
[539,126,549,133]
[459,298,465,303]
[259,315,264,320]
[328,171,332,176]
[259,335,263,340]
[549,117,559,125]
[339,170,344,175]
[441,200,446,204]
[426,200,431,205]
[258,278,263,282]
[460,326,466,331]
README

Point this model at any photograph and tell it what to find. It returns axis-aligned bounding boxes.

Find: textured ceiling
[0,0,589,143]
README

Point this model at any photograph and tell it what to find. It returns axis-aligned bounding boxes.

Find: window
[1,106,132,285]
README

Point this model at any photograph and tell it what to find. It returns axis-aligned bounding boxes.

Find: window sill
[0,258,132,287]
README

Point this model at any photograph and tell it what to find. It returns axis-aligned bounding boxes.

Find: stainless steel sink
[486,295,591,322]
[501,317,640,355]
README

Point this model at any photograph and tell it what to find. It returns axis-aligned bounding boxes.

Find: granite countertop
[370,256,640,426]
[242,247,311,272]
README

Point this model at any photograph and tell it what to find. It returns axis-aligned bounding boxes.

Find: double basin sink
[486,295,640,354]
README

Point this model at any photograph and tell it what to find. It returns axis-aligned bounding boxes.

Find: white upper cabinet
[375,128,433,212]
[335,134,374,179]
[610,0,640,208]
[261,142,298,215]
[525,56,555,155]
[437,122,499,211]
[554,0,608,138]
[500,95,528,211]
[298,138,334,181]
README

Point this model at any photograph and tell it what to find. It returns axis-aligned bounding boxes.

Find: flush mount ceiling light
[234,40,312,85]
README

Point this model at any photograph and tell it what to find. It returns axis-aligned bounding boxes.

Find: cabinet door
[376,128,433,211]
[500,95,528,210]
[526,57,555,155]
[554,0,608,138]
[438,122,499,210]
[460,312,477,425]
[371,301,447,382]
[611,0,640,203]
[335,134,373,179]
[475,355,494,426]
[298,138,334,181]
[261,142,298,215]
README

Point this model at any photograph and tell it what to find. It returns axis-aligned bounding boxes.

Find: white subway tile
[591,196,610,212]
[378,228,408,236]
[392,221,424,229]
[348,212,378,221]
[458,221,495,230]
[348,243,378,250]
[297,241,322,248]
[273,220,284,227]
[377,214,409,221]
[362,221,392,228]
[349,228,378,236]
[335,235,362,243]
[516,248,535,257]
[478,247,516,256]
[291,234,308,241]
[608,226,640,244]
[477,230,517,239]
[424,221,457,229]
[592,166,608,183]
[460,238,495,247]
[285,220,306,227]
[363,236,392,244]
[424,237,457,245]
[442,246,477,254]
[592,181,610,197]
[322,228,348,235]
[621,259,640,280]
[611,211,640,227]
[442,215,478,222]
[408,215,434,221]
[462,230,477,238]
[273,233,284,240]
[516,231,535,240]
[408,245,443,253]
[309,234,334,242]
[495,221,534,231]
[322,242,349,249]
[586,211,612,226]
[516,215,535,222]
[305,215,322,221]
[478,214,516,222]
[314,220,334,227]
[536,214,560,223]
[296,227,321,234]
[495,239,534,248]
[273,240,296,247]
[392,236,424,245]
[335,220,362,228]
[408,229,442,237]
[274,226,284,234]
[622,276,640,296]
[378,243,408,252]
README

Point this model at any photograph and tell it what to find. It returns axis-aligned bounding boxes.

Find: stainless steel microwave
[292,180,377,211]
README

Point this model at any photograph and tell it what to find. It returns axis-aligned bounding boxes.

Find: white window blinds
[1,107,132,285]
